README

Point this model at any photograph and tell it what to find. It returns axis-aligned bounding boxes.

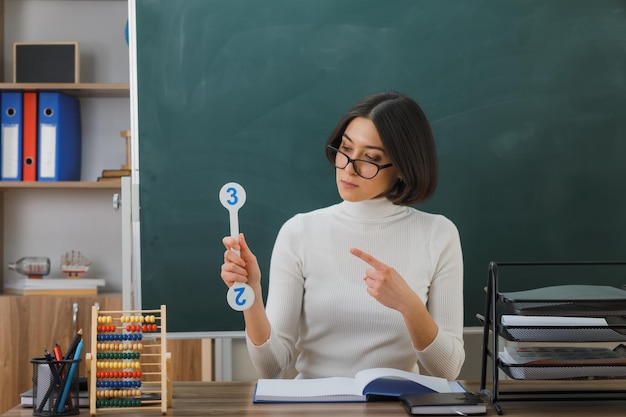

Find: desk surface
[2,380,626,416]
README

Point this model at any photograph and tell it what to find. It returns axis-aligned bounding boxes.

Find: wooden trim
[0,82,129,98]
[201,339,214,381]
[0,180,121,189]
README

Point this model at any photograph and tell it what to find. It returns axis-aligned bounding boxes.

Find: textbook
[399,392,486,415]
[253,367,466,403]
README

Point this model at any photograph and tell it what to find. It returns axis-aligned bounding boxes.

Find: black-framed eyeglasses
[327,145,393,179]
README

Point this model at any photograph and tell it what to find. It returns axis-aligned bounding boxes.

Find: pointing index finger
[350,248,386,270]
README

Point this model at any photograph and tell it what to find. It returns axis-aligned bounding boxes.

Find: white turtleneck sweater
[247,198,465,380]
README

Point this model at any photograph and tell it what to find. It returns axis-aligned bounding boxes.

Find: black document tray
[498,284,626,317]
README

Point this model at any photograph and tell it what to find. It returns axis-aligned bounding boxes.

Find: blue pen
[56,339,83,413]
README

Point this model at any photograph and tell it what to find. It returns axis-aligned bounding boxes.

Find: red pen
[53,343,63,366]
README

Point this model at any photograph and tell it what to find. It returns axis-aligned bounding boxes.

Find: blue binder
[1,92,24,181]
[37,92,81,181]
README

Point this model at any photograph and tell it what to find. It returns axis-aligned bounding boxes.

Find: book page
[255,376,361,399]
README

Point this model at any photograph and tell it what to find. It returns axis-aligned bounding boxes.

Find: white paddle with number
[219,182,255,311]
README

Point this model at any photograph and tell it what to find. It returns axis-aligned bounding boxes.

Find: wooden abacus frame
[86,305,170,415]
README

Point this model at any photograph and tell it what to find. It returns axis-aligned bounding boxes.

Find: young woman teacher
[221,91,464,380]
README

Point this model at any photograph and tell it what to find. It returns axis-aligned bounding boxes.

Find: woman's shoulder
[409,208,459,232]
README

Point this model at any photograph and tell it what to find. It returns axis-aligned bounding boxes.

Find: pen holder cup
[31,357,81,416]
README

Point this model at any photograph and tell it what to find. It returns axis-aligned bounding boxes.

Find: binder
[1,91,24,181]
[37,92,81,181]
[23,92,38,181]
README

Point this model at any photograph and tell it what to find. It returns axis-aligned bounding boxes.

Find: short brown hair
[325,91,438,206]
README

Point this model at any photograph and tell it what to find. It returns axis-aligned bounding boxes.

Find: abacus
[86,305,169,415]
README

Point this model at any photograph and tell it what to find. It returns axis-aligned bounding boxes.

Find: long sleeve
[245,215,305,378]
[415,216,465,380]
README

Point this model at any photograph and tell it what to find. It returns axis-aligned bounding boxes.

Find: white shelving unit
[0,0,130,292]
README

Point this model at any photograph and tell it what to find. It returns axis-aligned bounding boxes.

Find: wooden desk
[2,381,626,416]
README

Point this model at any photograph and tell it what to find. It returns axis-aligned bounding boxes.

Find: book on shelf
[102,168,131,177]
[4,276,105,296]
[253,367,467,403]
[97,168,130,182]
[399,392,486,415]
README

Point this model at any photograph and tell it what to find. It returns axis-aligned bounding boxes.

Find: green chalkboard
[134,0,626,334]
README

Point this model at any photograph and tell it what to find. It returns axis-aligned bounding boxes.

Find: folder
[23,92,38,181]
[37,92,81,181]
[1,91,24,181]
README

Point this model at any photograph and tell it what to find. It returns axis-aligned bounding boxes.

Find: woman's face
[335,117,399,202]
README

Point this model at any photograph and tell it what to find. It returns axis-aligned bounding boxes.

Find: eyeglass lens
[333,149,380,179]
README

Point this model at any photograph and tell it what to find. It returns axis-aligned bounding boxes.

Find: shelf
[0,180,122,189]
[0,82,129,98]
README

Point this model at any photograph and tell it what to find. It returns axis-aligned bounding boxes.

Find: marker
[53,343,63,364]
[219,182,255,311]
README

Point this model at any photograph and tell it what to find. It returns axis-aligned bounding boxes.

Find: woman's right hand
[222,233,271,345]
[221,233,262,289]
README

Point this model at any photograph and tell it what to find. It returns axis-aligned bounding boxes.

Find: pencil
[64,328,83,360]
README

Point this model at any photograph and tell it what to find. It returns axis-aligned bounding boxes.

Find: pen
[57,339,83,413]
[53,343,63,364]
[53,343,66,382]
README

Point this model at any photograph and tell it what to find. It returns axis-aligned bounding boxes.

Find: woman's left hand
[350,247,421,314]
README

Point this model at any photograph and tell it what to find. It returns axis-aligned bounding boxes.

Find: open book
[253,367,466,403]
